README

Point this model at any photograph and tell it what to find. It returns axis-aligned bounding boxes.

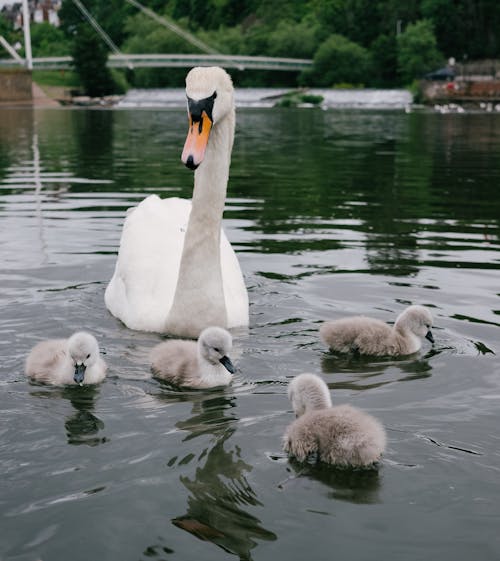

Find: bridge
[0,53,313,72]
[0,0,312,74]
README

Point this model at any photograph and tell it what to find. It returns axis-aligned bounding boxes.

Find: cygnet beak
[74,363,86,385]
[425,330,434,344]
[219,355,236,374]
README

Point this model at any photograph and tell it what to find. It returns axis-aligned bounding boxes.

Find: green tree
[122,12,196,87]
[60,0,134,45]
[304,34,372,86]
[0,13,22,51]
[30,22,71,56]
[396,19,443,83]
[71,25,115,96]
[371,33,398,87]
[421,0,500,59]
[266,17,324,59]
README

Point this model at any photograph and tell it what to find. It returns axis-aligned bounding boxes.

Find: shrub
[71,25,115,96]
[305,34,372,87]
[396,19,444,84]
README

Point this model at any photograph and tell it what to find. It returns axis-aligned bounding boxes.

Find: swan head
[288,373,332,417]
[182,66,234,170]
[394,305,434,343]
[67,332,100,385]
[198,326,235,373]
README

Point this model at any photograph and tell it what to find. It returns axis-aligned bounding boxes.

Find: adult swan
[105,67,249,338]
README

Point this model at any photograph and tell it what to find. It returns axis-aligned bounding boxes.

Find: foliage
[30,23,71,56]
[0,13,22,52]
[396,19,444,84]
[275,91,324,107]
[265,18,324,59]
[370,33,398,87]
[59,0,134,45]
[32,70,80,87]
[20,0,500,88]
[304,34,372,87]
[71,24,115,96]
[421,0,500,59]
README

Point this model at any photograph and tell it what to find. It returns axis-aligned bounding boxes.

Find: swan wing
[105,195,188,332]
[105,194,248,332]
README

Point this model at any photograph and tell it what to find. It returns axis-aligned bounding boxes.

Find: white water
[118,87,413,109]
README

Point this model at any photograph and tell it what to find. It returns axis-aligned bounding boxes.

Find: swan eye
[86,353,91,359]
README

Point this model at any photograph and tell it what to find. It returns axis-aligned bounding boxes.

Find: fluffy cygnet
[25,331,107,386]
[150,326,236,389]
[283,373,386,467]
[320,305,434,356]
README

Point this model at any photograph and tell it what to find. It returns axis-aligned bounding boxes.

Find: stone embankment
[0,69,32,104]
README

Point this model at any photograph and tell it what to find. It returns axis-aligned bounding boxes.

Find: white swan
[283,373,386,467]
[25,331,107,386]
[105,67,248,337]
[320,305,434,357]
[150,326,235,389]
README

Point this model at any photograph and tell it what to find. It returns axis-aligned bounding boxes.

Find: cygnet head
[198,326,235,374]
[67,331,100,385]
[394,305,434,343]
[182,66,234,170]
[288,373,332,417]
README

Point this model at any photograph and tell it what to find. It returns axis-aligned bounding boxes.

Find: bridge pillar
[0,69,33,104]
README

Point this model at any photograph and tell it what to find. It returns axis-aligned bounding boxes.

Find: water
[0,105,500,561]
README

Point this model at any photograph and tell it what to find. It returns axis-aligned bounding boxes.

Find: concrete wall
[0,69,32,103]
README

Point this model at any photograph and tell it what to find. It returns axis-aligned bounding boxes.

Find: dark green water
[0,106,499,561]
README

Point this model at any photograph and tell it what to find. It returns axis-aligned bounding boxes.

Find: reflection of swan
[151,326,235,388]
[147,394,276,559]
[320,305,434,356]
[284,373,386,467]
[25,332,107,386]
[283,458,382,504]
[105,67,248,337]
[29,385,107,446]
[172,431,276,559]
[62,386,107,446]
[321,352,433,388]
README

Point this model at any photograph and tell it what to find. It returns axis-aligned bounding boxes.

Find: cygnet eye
[213,347,220,353]
[86,353,91,359]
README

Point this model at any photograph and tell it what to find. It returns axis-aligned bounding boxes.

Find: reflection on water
[282,459,382,505]
[172,411,277,560]
[320,351,434,389]
[29,385,107,446]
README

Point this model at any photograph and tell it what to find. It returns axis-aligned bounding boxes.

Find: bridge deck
[0,54,313,72]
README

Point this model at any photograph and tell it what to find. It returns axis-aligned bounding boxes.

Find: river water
[0,104,499,561]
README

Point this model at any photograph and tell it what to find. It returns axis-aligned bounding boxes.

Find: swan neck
[165,112,234,338]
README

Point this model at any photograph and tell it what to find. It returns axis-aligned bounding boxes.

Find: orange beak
[181,111,213,170]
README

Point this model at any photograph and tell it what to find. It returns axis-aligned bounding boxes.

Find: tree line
[1,0,499,95]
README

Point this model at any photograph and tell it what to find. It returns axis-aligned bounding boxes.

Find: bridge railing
[0,53,313,72]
